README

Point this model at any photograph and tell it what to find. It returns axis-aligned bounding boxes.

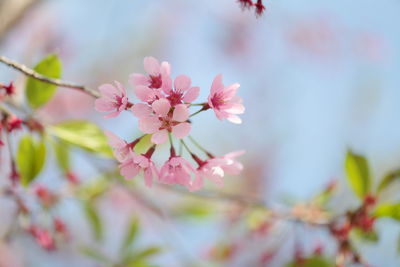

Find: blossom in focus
[189,151,244,191]
[159,156,195,187]
[162,75,200,106]
[119,150,158,187]
[132,98,191,144]
[130,56,171,103]
[104,130,132,162]
[208,74,244,124]
[95,81,128,118]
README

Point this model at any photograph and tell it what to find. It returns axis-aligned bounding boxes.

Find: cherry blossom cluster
[237,0,266,17]
[95,57,245,191]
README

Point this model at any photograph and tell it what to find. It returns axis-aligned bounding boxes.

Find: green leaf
[26,54,62,108]
[176,204,214,219]
[351,228,379,243]
[397,233,400,255]
[49,120,112,157]
[374,203,400,221]
[377,169,400,194]
[79,246,111,263]
[83,202,103,241]
[134,134,152,154]
[122,218,139,251]
[78,178,109,201]
[52,140,70,173]
[16,135,46,186]
[345,150,371,199]
[121,247,161,267]
[134,247,161,260]
[286,257,334,267]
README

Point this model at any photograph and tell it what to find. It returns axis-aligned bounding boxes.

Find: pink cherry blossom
[95,81,128,118]
[104,131,131,162]
[129,57,171,103]
[162,75,200,106]
[119,150,158,187]
[132,98,191,144]
[159,156,196,187]
[208,74,245,124]
[189,151,244,191]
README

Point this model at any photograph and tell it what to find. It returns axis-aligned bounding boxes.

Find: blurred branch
[0,55,100,98]
[0,0,41,43]
[160,184,267,208]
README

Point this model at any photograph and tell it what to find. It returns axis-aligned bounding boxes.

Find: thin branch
[0,55,100,98]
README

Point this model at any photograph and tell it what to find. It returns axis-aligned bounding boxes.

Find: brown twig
[0,55,100,98]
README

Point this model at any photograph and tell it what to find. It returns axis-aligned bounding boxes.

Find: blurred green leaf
[121,247,161,267]
[134,247,161,260]
[374,203,400,221]
[78,178,109,201]
[122,217,139,251]
[83,202,103,241]
[377,169,400,194]
[397,233,400,255]
[351,228,379,243]
[123,260,155,267]
[26,54,62,108]
[345,150,371,199]
[134,134,152,154]
[49,120,112,157]
[52,140,70,173]
[79,246,111,263]
[16,135,46,186]
[286,257,334,267]
[176,204,214,219]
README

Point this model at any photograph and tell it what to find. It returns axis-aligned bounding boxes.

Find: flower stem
[188,136,213,158]
[189,108,204,118]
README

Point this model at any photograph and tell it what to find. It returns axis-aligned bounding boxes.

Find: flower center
[167,91,184,106]
[149,74,162,89]
[211,92,225,109]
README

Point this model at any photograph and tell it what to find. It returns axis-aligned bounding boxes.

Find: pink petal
[207,172,224,187]
[143,56,160,76]
[174,75,191,92]
[189,174,203,192]
[162,76,173,95]
[139,117,161,133]
[144,167,153,187]
[131,103,152,118]
[224,102,245,114]
[120,161,140,179]
[114,81,126,96]
[104,130,125,148]
[172,104,189,122]
[95,98,115,112]
[227,115,242,124]
[225,150,246,159]
[135,85,154,102]
[151,130,168,144]
[103,110,120,119]
[211,74,224,94]
[98,84,118,99]
[221,83,239,99]
[129,73,148,87]
[183,86,200,103]
[172,122,191,139]
[160,61,171,77]
[152,98,171,117]
[151,164,159,179]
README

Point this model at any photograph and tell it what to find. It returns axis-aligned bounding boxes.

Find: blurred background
[0,0,400,266]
